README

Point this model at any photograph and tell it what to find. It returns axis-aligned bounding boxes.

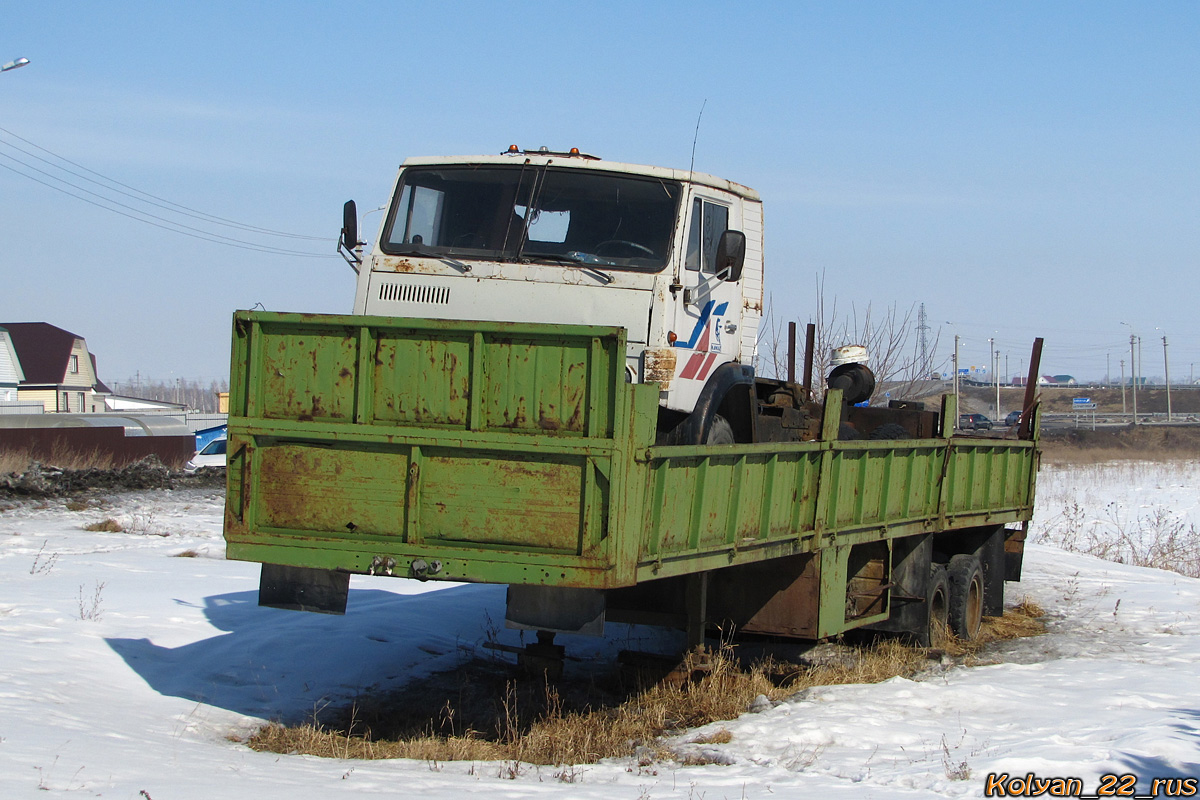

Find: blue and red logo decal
[674,300,728,382]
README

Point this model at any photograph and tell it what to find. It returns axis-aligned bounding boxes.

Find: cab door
[669,192,745,409]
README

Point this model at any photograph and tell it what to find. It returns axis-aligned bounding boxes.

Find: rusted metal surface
[1018,337,1044,440]
[642,347,677,389]
[802,322,816,395]
[706,554,822,638]
[787,321,797,383]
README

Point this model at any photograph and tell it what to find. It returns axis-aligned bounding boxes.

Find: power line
[0,125,330,241]
[0,159,337,258]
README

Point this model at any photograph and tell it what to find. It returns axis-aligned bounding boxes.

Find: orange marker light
[667,331,677,344]
[569,147,580,155]
[507,144,519,153]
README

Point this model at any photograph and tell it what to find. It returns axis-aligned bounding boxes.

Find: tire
[868,423,912,441]
[705,414,735,445]
[947,554,984,641]
[837,422,861,440]
[927,564,950,648]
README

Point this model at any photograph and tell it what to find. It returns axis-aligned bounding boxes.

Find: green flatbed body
[223,311,1039,595]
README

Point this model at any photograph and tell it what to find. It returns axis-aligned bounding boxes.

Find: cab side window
[684,198,730,273]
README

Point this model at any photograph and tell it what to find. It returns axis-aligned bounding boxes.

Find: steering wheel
[594,239,655,258]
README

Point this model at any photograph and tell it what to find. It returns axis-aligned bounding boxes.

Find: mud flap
[1004,528,1026,583]
[258,564,350,614]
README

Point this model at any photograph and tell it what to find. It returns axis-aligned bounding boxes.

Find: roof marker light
[507,144,520,153]
[569,147,580,155]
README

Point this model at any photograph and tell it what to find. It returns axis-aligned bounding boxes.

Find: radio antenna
[688,99,707,176]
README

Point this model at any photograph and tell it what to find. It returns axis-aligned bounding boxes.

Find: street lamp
[1,57,30,73]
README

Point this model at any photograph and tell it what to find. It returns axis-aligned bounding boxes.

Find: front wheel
[705,414,735,445]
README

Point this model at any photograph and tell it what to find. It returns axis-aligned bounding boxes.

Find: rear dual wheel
[946,554,985,641]
[927,565,950,647]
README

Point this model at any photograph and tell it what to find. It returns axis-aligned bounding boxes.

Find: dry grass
[691,728,732,745]
[1041,446,1191,466]
[172,549,202,558]
[0,451,31,474]
[246,604,1043,767]
[83,518,124,532]
[0,445,115,473]
[937,598,1046,658]
[1040,426,1200,465]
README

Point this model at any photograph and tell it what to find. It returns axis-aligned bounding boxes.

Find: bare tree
[757,273,940,404]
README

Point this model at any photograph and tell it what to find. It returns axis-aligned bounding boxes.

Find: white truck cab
[344,148,765,429]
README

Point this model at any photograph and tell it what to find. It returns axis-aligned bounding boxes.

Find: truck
[223,147,1041,671]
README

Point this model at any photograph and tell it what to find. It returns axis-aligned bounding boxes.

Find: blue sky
[2,1,1197,386]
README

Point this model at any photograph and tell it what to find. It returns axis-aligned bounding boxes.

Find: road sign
[1072,397,1092,405]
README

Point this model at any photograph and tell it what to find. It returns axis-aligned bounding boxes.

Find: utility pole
[917,303,930,377]
[953,334,960,425]
[994,349,1001,420]
[1106,352,1110,386]
[1120,359,1126,413]
[1137,335,1143,420]
[988,337,995,418]
[1162,335,1172,422]
[1130,333,1138,425]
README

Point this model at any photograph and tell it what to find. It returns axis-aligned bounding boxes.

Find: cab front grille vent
[378,283,451,305]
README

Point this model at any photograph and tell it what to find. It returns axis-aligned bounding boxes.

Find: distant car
[1005,410,1022,427]
[184,437,227,472]
[958,414,993,430]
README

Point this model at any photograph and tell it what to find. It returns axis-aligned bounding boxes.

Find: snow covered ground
[1,461,1198,799]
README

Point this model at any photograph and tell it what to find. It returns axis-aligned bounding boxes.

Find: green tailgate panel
[225,311,641,587]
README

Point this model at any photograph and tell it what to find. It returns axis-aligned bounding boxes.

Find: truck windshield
[381,166,681,272]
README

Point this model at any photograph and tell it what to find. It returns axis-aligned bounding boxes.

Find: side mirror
[338,200,362,272]
[341,200,359,250]
[715,230,746,282]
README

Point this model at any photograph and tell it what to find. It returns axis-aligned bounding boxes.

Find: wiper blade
[526,253,614,284]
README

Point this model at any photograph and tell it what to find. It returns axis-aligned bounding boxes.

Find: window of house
[684,198,730,273]
[70,355,79,373]
[78,392,86,412]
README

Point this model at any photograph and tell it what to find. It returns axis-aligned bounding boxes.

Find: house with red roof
[0,323,111,412]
